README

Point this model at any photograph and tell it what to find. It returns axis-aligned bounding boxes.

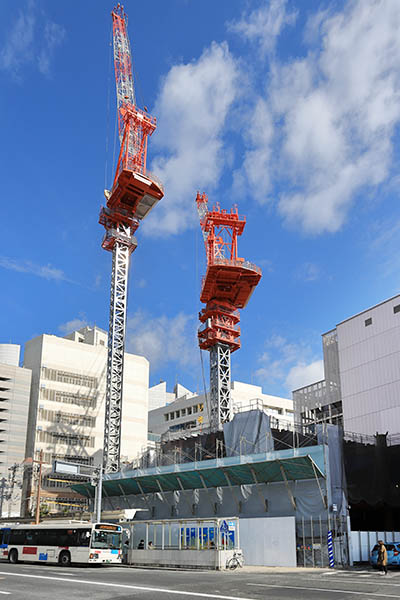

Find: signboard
[95,524,122,532]
[220,520,229,534]
[53,460,94,477]
[53,460,81,475]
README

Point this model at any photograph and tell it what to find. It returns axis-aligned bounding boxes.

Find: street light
[53,460,103,522]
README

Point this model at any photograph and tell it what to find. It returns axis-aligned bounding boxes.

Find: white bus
[0,522,123,566]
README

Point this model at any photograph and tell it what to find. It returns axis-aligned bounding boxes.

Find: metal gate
[296,515,349,567]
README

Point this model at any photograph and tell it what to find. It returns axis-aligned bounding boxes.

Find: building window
[365,317,372,327]
[41,367,97,388]
[175,411,180,419]
[187,407,192,415]
[394,304,400,314]
[181,408,186,416]
[164,414,169,421]
[40,388,97,409]
[170,412,174,420]
[192,405,198,413]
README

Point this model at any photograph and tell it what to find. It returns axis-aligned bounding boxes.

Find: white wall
[23,331,149,466]
[240,516,297,566]
[338,295,400,435]
[148,381,293,437]
[0,344,20,367]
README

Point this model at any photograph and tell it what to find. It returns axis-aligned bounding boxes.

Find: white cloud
[285,359,324,392]
[296,262,321,282]
[232,97,274,202]
[0,256,68,282]
[228,0,297,56]
[37,21,66,76]
[126,310,197,370]
[144,42,239,236]
[268,0,400,234]
[0,1,35,76]
[255,334,323,393]
[0,1,65,79]
[58,317,88,335]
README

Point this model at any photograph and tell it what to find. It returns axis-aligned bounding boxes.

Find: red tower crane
[99,4,163,473]
[196,192,262,429]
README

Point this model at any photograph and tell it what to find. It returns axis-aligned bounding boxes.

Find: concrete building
[0,344,32,516]
[23,326,149,513]
[148,380,294,439]
[148,381,193,411]
[294,294,400,436]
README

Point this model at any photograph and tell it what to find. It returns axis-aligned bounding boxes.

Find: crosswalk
[322,569,400,580]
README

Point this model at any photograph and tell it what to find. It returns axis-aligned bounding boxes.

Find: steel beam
[210,343,232,430]
[103,225,135,473]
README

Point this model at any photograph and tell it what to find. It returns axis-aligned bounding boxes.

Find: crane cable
[104,25,113,192]
[196,223,211,428]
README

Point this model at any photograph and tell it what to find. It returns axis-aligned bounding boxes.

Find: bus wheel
[8,549,18,564]
[59,551,71,567]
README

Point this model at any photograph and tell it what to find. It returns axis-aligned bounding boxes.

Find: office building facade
[294,294,400,436]
[149,380,294,440]
[23,326,149,513]
[0,344,32,517]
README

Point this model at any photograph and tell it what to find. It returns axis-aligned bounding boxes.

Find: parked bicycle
[226,550,244,570]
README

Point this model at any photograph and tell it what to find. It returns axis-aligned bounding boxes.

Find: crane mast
[99,4,163,473]
[196,192,262,430]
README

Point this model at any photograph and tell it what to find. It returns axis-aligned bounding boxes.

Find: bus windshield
[91,530,122,550]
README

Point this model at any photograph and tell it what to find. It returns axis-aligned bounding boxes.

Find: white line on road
[0,572,257,600]
[316,575,400,586]
[0,592,10,595]
[248,583,400,597]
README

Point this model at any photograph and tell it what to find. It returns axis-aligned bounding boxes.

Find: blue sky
[2,0,400,399]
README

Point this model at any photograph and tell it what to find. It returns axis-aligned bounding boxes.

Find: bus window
[91,530,121,550]
[0,529,9,547]
[9,529,26,546]
[76,529,91,547]
[25,530,38,546]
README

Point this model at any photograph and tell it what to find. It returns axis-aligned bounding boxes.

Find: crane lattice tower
[99,4,163,473]
[196,192,262,430]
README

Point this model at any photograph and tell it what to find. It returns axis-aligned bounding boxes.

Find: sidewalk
[229,566,328,574]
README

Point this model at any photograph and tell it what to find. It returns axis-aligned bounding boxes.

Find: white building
[0,344,32,517]
[148,380,294,439]
[23,326,149,513]
[293,294,400,436]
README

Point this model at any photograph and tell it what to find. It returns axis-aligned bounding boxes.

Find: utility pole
[95,466,103,523]
[34,449,43,525]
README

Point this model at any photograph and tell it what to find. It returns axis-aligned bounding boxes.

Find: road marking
[0,592,10,595]
[316,575,400,586]
[248,583,400,597]
[323,570,373,576]
[0,572,258,600]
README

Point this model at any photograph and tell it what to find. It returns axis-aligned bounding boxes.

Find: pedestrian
[377,540,388,575]
[137,539,145,549]
[148,541,154,549]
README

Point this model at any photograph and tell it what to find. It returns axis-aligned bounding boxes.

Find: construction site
[58,4,347,570]
[2,3,399,575]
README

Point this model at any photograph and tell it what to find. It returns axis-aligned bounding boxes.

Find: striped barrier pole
[327,530,335,568]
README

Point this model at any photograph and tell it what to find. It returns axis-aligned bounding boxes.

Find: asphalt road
[0,562,398,599]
